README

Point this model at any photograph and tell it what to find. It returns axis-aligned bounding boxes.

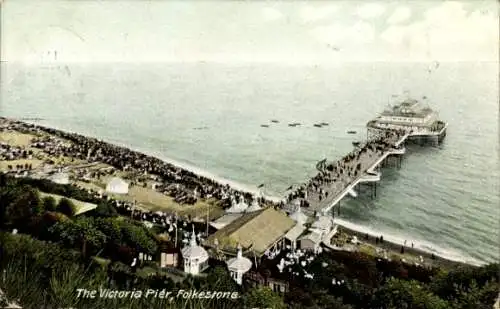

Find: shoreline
[1,117,484,267]
[335,222,480,268]
[13,118,285,203]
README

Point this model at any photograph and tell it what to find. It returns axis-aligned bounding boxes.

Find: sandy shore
[1,120,481,267]
[336,225,469,269]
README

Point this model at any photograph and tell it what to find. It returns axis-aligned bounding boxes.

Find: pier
[291,131,411,216]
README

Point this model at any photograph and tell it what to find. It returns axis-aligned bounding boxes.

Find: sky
[1,0,498,64]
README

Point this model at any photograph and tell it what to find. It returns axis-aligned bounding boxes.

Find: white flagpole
[175,213,178,248]
[206,205,209,236]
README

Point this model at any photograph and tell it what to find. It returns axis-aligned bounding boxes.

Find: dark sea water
[1,61,498,264]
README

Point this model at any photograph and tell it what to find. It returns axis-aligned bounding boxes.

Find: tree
[48,217,106,257]
[49,220,80,248]
[430,264,499,300]
[372,278,449,309]
[5,185,43,227]
[119,220,158,256]
[57,198,75,217]
[311,290,354,309]
[204,266,239,292]
[96,218,122,246]
[74,217,107,256]
[42,196,58,212]
[450,280,487,309]
[92,202,118,218]
[244,286,286,309]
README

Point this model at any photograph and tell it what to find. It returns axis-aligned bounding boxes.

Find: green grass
[39,192,97,215]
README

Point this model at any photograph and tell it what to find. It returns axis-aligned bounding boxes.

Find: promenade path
[300,131,410,215]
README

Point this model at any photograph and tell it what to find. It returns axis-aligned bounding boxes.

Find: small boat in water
[260,124,270,128]
[21,117,44,121]
[288,122,301,127]
[270,119,279,123]
[320,122,329,126]
[313,124,323,128]
[347,130,357,134]
[352,141,361,147]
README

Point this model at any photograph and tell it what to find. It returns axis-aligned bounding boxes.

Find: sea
[1,61,498,265]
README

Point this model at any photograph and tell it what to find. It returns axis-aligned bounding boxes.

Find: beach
[2,62,499,265]
[334,224,469,269]
[0,118,484,268]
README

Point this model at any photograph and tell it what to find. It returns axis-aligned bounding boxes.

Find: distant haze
[2,1,498,64]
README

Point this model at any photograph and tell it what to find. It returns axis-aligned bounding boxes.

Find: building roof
[283,223,306,241]
[210,213,243,230]
[182,228,209,261]
[106,177,129,194]
[73,202,98,216]
[298,231,322,244]
[204,207,296,256]
[380,99,434,118]
[311,215,333,231]
[227,246,252,273]
[50,172,69,185]
[108,176,127,185]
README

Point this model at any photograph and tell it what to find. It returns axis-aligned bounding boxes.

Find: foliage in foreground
[0,174,499,309]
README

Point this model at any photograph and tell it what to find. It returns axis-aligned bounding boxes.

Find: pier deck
[302,132,409,215]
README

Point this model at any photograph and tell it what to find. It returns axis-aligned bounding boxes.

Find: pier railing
[303,133,410,215]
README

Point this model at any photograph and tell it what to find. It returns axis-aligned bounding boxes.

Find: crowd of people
[285,129,407,208]
[2,117,409,216]
[0,141,36,168]
[1,118,276,210]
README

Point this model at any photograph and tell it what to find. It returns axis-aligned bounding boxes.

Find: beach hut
[283,223,307,250]
[298,231,323,253]
[181,227,209,275]
[160,246,180,268]
[226,245,253,285]
[50,172,70,185]
[106,177,129,195]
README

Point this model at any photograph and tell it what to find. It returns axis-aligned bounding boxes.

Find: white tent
[106,177,129,194]
[226,198,248,213]
[50,172,70,185]
[245,199,262,213]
